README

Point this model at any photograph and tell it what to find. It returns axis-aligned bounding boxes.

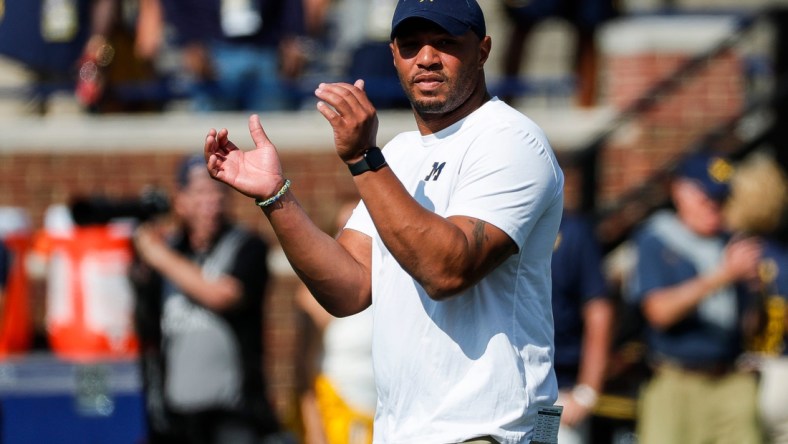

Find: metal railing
[557,7,780,251]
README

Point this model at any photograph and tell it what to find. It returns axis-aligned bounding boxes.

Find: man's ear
[390,41,397,68]
[478,36,492,68]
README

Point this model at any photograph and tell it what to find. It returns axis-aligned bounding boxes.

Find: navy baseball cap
[675,152,734,202]
[176,154,207,189]
[391,0,486,41]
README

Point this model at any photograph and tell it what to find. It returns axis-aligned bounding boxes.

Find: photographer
[130,154,281,444]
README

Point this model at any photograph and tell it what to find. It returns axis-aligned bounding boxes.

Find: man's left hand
[315,79,379,163]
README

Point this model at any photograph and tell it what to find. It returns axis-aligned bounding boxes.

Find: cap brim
[391,12,470,40]
[682,178,730,202]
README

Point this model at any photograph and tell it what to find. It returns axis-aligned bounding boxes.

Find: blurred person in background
[130,155,282,444]
[295,200,375,444]
[202,0,565,441]
[551,211,614,444]
[725,152,788,444]
[626,151,763,444]
[0,0,162,114]
[146,0,307,111]
[499,0,617,108]
[75,0,165,112]
[321,0,408,109]
[0,0,92,113]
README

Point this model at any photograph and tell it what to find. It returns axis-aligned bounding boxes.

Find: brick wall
[0,150,359,237]
[592,16,746,242]
[600,49,744,204]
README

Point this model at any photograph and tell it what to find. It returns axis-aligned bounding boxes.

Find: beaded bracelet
[255,179,291,208]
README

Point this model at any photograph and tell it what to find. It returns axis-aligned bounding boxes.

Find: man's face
[672,179,726,237]
[175,168,227,235]
[390,19,489,115]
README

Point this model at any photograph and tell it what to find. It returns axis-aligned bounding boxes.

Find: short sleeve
[344,201,375,238]
[445,126,563,249]
[628,232,669,304]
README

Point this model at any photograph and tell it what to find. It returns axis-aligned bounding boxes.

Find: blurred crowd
[0,0,425,114]
[0,0,619,115]
[1,1,788,444]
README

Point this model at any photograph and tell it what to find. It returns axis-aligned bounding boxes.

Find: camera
[69,188,170,226]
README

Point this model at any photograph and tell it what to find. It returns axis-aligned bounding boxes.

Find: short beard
[400,67,478,115]
[411,97,451,114]
[404,85,467,115]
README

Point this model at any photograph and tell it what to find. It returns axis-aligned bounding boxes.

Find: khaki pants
[637,364,762,444]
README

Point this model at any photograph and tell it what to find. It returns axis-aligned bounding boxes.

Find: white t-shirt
[345,98,563,444]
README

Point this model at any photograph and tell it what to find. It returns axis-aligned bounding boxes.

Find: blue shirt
[0,0,91,72]
[628,210,745,366]
[551,213,609,387]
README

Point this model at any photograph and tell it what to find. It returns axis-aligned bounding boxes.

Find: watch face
[365,147,387,170]
[349,147,387,176]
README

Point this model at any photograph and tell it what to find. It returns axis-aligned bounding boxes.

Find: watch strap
[348,147,387,176]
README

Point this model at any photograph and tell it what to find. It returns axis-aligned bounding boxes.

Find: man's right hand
[204,114,286,200]
[721,236,763,284]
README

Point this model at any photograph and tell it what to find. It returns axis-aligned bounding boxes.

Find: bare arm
[562,298,614,427]
[135,0,164,60]
[133,224,242,311]
[352,167,516,299]
[205,77,516,314]
[204,116,372,317]
[261,195,372,316]
[315,81,517,300]
[642,237,762,330]
[577,298,614,394]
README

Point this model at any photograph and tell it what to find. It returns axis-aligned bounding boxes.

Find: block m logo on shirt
[425,162,446,181]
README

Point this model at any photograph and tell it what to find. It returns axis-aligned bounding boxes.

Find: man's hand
[720,236,762,284]
[204,114,286,200]
[560,395,592,428]
[133,223,170,269]
[315,79,379,163]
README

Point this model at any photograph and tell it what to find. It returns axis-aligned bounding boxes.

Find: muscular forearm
[642,269,730,330]
[354,168,513,300]
[263,192,372,317]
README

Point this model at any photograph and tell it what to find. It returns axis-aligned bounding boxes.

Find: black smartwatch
[347,147,387,176]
